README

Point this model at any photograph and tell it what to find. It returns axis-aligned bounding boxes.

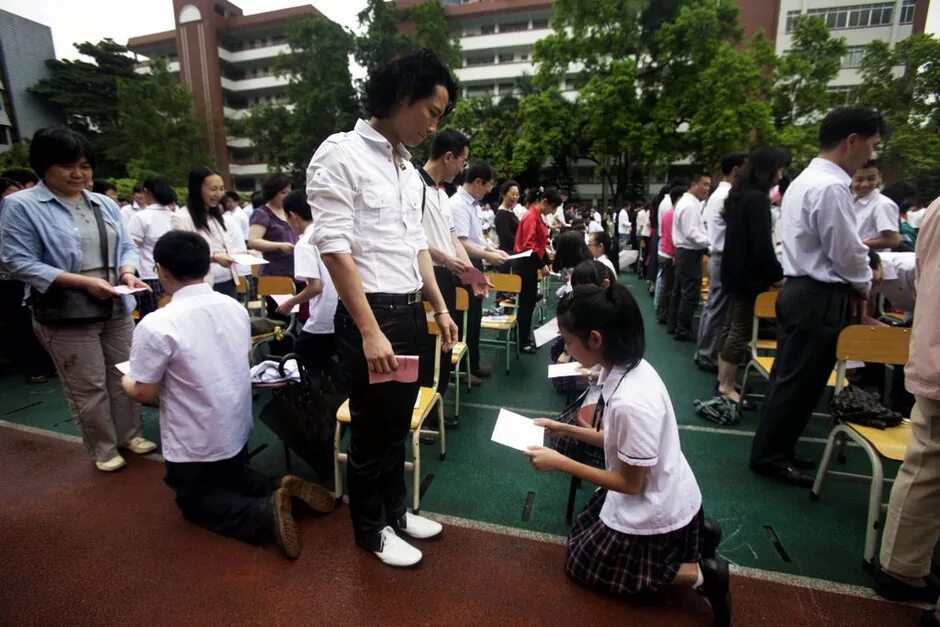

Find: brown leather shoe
[279,475,335,513]
[265,488,300,559]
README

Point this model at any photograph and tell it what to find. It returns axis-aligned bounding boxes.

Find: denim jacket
[0,182,139,313]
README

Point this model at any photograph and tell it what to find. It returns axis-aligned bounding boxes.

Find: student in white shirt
[587,230,617,276]
[695,153,747,372]
[306,49,459,568]
[224,191,251,243]
[851,160,901,251]
[122,231,334,559]
[277,190,339,380]
[526,283,729,625]
[553,192,570,229]
[751,107,885,486]
[617,204,632,249]
[668,173,711,341]
[126,175,176,318]
[119,183,144,224]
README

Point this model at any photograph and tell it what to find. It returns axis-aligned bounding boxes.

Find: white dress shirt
[703,181,732,254]
[450,186,486,249]
[618,209,631,235]
[230,205,251,241]
[671,192,709,250]
[306,119,427,294]
[223,212,252,277]
[171,207,241,285]
[512,204,527,221]
[874,251,916,314]
[636,208,650,238]
[780,157,872,292]
[129,283,252,463]
[855,189,899,248]
[599,361,702,535]
[416,169,458,264]
[553,204,568,228]
[126,204,174,280]
[295,223,338,334]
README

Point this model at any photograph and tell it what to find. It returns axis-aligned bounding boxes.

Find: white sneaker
[373,526,422,567]
[398,512,443,540]
[126,437,157,454]
[95,454,126,472]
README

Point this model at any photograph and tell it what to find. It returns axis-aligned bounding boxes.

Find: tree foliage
[28,39,142,177]
[240,15,360,183]
[113,60,208,185]
[355,0,460,76]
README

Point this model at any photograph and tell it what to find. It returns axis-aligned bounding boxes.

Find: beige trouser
[33,313,142,462]
[880,395,940,597]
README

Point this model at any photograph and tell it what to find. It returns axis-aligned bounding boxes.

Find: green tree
[113,60,208,185]
[355,0,460,77]
[0,141,30,171]
[442,95,523,180]
[241,15,360,183]
[770,15,846,167]
[28,39,143,177]
[856,34,940,200]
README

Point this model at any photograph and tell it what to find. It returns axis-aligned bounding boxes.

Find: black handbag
[31,200,115,325]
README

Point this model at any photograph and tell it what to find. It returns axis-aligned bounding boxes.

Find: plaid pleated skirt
[566,489,704,596]
[135,278,165,319]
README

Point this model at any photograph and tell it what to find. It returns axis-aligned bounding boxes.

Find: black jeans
[750,278,854,468]
[515,255,540,346]
[424,266,456,395]
[668,248,705,337]
[294,331,335,381]
[163,448,277,544]
[458,258,484,373]
[335,299,428,550]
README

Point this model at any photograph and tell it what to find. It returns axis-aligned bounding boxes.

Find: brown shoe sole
[273,488,301,560]
[280,475,335,514]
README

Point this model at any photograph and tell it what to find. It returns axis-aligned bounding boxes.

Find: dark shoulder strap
[421,183,427,217]
[88,201,111,283]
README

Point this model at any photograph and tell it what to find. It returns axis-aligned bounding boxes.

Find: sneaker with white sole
[125,437,157,455]
[95,454,126,472]
[398,512,442,540]
[373,526,422,567]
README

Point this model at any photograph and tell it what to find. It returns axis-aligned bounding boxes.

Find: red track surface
[0,427,922,626]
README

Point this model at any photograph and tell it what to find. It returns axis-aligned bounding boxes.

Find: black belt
[788,276,854,292]
[364,291,423,306]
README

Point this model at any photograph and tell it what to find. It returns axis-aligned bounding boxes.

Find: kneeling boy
[122,231,333,559]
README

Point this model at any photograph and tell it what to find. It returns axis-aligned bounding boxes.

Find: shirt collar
[810,157,852,187]
[597,363,629,399]
[855,189,880,206]
[354,118,412,162]
[172,283,213,300]
[144,203,171,211]
[456,185,479,208]
[34,181,105,208]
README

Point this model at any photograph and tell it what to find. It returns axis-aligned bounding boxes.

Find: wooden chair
[157,294,172,309]
[332,314,446,514]
[739,290,839,406]
[450,287,471,418]
[256,275,298,338]
[481,272,522,374]
[810,325,913,567]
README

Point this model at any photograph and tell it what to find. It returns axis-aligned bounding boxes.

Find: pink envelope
[368,355,420,384]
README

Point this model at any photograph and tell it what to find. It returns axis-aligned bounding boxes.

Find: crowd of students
[3,48,940,626]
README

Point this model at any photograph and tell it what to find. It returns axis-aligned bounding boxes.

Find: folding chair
[810,325,913,567]
[332,313,446,514]
[739,290,839,405]
[481,272,521,374]
[450,287,471,418]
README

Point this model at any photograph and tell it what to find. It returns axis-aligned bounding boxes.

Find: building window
[828,85,859,105]
[498,53,514,63]
[466,55,494,66]
[532,18,549,29]
[467,85,492,97]
[842,45,867,68]
[497,82,514,94]
[481,24,495,35]
[788,3,895,32]
[900,0,916,24]
[520,53,529,62]
[500,21,528,33]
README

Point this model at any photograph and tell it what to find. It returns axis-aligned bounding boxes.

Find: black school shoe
[873,566,940,603]
[703,517,723,560]
[700,557,731,627]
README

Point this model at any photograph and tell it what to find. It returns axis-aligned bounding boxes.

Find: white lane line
[0,420,165,462]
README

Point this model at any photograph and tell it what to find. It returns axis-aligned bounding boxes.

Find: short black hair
[465,161,495,185]
[0,177,21,193]
[143,175,176,206]
[882,181,918,213]
[250,191,265,209]
[557,283,645,370]
[691,172,711,185]
[262,172,292,202]
[720,152,748,176]
[430,128,470,160]
[552,229,591,272]
[668,185,688,204]
[499,179,520,197]
[819,107,889,151]
[570,259,614,287]
[364,48,457,119]
[154,230,210,282]
[1,167,38,186]
[133,183,145,194]
[92,179,117,195]
[539,187,563,208]
[856,159,880,171]
[283,189,311,221]
[29,127,96,177]
[224,190,241,203]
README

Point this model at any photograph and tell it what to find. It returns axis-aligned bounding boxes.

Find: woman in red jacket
[514,187,562,352]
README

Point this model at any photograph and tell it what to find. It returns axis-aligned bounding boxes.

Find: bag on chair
[829,386,904,429]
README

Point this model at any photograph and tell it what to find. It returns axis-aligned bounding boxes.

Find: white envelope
[230,253,269,266]
[533,317,560,347]
[548,362,584,378]
[491,409,544,452]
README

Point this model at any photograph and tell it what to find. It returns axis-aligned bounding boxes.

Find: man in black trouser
[668,175,711,340]
[749,106,886,486]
